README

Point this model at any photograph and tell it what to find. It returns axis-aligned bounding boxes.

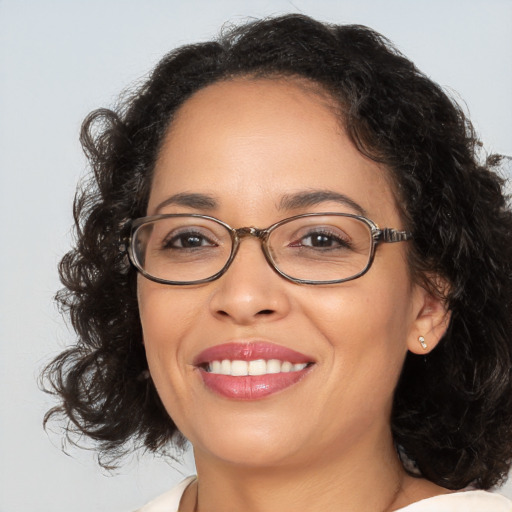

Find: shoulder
[397,490,512,511]
[134,476,196,512]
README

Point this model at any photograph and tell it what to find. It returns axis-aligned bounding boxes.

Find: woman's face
[138,78,433,469]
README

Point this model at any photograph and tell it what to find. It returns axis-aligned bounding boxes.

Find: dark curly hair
[42,14,512,488]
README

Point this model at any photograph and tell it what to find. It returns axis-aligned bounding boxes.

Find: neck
[188,428,408,512]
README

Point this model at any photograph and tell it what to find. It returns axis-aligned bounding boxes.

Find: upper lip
[193,341,314,366]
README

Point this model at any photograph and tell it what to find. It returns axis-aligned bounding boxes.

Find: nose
[208,237,291,325]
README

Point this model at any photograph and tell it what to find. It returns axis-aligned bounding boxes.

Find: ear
[406,281,451,355]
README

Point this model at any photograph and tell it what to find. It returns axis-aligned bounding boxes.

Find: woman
[43,14,512,511]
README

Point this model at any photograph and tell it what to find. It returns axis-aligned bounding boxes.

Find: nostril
[258,309,274,315]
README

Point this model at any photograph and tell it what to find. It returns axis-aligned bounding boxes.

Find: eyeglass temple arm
[375,228,413,243]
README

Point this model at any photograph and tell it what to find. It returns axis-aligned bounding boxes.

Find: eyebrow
[155,192,218,213]
[154,189,367,217]
[278,190,368,217]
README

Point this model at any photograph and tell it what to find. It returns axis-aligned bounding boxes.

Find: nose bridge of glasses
[226,226,274,277]
[230,226,271,267]
[234,226,267,241]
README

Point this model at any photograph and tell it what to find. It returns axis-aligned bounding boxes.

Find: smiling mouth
[194,341,315,399]
[204,359,311,376]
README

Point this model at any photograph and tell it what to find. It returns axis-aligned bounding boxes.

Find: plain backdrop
[1,1,511,511]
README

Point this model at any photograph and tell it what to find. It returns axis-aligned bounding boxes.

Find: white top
[136,476,512,511]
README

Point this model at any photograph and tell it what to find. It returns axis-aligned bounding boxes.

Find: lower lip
[199,367,312,400]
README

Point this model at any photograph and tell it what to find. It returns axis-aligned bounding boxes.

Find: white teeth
[248,359,267,376]
[221,359,231,374]
[281,361,292,372]
[267,359,281,374]
[231,360,248,376]
[206,359,308,376]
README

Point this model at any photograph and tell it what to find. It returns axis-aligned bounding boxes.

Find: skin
[137,78,451,512]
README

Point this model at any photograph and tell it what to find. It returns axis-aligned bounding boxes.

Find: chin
[197,438,304,469]
[187,412,308,468]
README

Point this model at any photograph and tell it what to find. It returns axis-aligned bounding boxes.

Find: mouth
[194,342,315,400]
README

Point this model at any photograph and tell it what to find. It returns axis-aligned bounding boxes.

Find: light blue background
[1,1,511,511]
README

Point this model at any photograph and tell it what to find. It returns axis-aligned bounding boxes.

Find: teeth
[249,359,267,376]
[231,360,248,376]
[206,359,308,376]
[281,361,292,372]
[267,359,281,374]
[221,359,231,374]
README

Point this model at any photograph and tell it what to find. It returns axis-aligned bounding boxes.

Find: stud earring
[418,336,428,350]
[137,369,150,381]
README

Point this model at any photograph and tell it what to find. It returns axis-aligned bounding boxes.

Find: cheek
[137,284,207,431]
[137,282,198,381]
[138,277,202,337]
[305,277,413,381]
[310,280,412,339]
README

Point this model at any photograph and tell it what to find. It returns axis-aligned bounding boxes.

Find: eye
[162,229,218,250]
[302,232,345,248]
[290,228,352,250]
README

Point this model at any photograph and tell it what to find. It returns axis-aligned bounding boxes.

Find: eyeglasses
[127,213,412,285]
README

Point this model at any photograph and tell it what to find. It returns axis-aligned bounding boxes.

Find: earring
[137,369,150,381]
[418,336,428,350]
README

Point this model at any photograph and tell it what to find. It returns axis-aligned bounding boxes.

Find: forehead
[161,77,341,156]
[174,76,338,125]
[149,78,398,224]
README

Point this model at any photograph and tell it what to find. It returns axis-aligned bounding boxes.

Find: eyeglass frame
[127,212,413,286]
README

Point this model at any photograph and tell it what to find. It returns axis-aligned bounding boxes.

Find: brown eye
[290,229,352,250]
[162,229,218,250]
